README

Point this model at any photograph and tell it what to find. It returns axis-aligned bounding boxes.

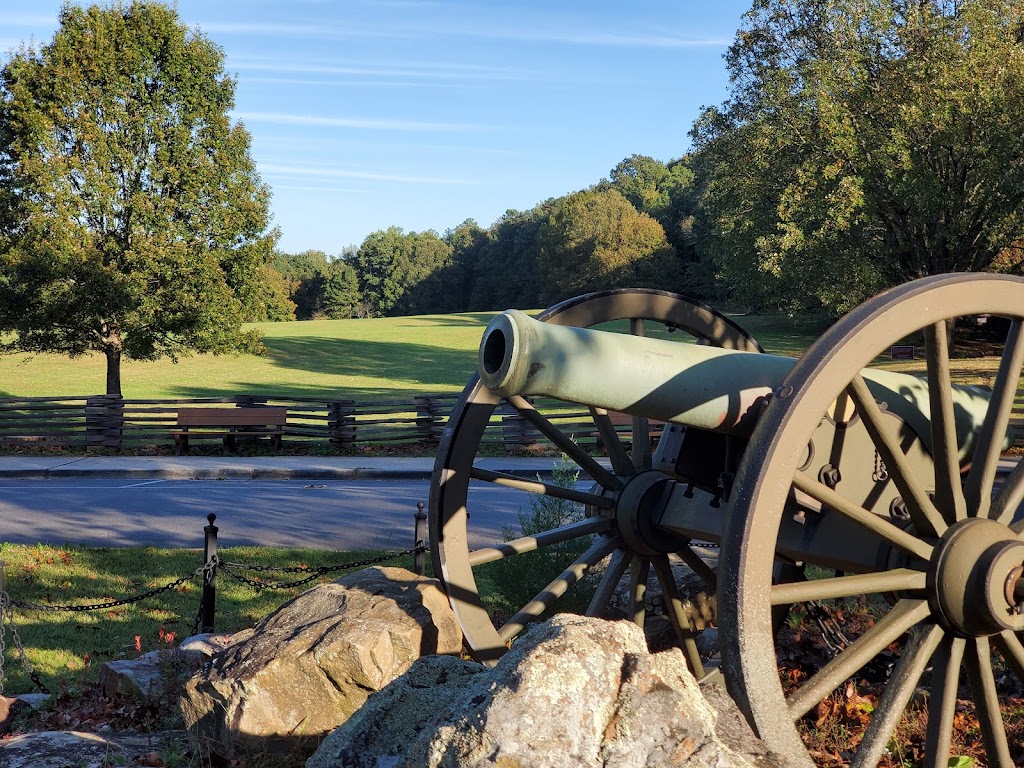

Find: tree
[691,0,1024,314]
[352,227,452,316]
[536,188,680,303]
[321,260,361,319]
[0,1,277,395]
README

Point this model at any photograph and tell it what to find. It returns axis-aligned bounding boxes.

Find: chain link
[219,547,425,591]
[0,547,425,691]
[0,591,50,694]
[12,567,207,613]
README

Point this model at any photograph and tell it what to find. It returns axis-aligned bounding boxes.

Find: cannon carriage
[428,273,1024,767]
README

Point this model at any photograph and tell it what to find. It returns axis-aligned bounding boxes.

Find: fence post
[85,394,124,450]
[414,502,427,576]
[328,400,357,447]
[201,514,218,633]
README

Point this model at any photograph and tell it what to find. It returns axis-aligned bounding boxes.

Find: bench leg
[174,435,188,456]
[271,434,282,455]
[223,434,236,454]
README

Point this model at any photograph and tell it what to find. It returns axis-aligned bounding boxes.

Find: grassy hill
[0,310,825,401]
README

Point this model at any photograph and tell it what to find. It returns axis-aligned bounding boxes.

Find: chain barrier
[219,546,426,591]
[0,591,50,694]
[0,542,426,693]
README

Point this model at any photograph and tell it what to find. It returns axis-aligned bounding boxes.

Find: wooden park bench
[170,407,287,455]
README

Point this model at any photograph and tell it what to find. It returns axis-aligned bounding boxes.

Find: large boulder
[308,614,790,768]
[181,566,462,762]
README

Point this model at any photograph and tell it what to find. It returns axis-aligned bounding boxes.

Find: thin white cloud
[261,163,479,185]
[243,75,487,90]
[231,58,547,83]
[236,111,484,133]
[194,17,727,50]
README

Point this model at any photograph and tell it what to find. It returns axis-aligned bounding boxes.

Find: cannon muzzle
[479,309,994,451]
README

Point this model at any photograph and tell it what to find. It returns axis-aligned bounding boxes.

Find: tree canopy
[691,0,1024,314]
[0,1,277,394]
[536,188,680,303]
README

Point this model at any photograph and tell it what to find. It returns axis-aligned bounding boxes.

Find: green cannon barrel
[479,309,995,456]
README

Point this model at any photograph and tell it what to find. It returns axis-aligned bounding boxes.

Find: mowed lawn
[0,313,497,401]
[0,310,828,401]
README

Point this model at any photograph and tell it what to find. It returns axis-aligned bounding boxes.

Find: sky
[1,1,752,255]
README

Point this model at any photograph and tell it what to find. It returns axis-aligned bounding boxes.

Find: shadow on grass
[165,336,479,400]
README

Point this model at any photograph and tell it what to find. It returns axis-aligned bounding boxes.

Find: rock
[0,731,141,768]
[309,615,766,768]
[0,695,30,734]
[700,682,793,768]
[100,650,167,699]
[15,692,51,710]
[181,566,462,762]
[176,632,236,663]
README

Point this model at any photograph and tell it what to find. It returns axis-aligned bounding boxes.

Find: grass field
[0,542,426,693]
[0,310,828,401]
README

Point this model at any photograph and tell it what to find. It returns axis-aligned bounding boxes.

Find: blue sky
[1,1,751,255]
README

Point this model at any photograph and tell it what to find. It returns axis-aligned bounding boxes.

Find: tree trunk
[105,345,122,396]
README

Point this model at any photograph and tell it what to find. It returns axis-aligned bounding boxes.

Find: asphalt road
[0,478,525,551]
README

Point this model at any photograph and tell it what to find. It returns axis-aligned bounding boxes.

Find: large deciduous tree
[0,1,277,395]
[353,227,452,316]
[536,188,680,304]
[691,0,1024,314]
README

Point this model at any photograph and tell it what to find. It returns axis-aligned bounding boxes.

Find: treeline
[260,0,1024,323]
[261,154,699,320]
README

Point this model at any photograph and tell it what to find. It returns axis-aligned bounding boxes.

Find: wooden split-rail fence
[0,384,1020,452]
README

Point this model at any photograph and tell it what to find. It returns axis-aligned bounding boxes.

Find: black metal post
[201,513,218,632]
[414,502,427,576]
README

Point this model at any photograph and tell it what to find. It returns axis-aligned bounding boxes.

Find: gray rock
[100,650,167,699]
[182,566,462,762]
[176,632,236,662]
[699,682,793,768]
[309,615,759,768]
[0,731,130,768]
[15,692,51,710]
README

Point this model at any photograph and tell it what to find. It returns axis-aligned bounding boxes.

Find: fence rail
[0,388,1020,451]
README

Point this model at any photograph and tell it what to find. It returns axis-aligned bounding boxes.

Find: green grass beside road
[0,543,425,693]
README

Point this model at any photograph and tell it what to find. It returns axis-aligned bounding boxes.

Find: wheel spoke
[849,375,947,537]
[585,546,632,618]
[589,406,634,476]
[676,541,718,591]
[993,630,1024,684]
[793,470,934,562]
[508,395,621,490]
[498,534,618,642]
[769,568,926,605]
[786,598,931,720]
[629,557,650,627]
[470,466,614,509]
[468,516,611,567]
[923,635,965,768]
[651,554,704,677]
[924,321,967,523]
[991,457,1024,525]
[850,623,944,768]
[967,320,1024,519]
[964,635,1013,766]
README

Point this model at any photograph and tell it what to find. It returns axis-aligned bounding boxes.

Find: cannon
[429,273,1024,767]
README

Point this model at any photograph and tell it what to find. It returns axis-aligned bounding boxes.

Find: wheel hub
[614,472,684,557]
[929,517,1024,636]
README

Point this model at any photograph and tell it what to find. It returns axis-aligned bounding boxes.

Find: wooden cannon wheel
[721,274,1024,766]
[429,288,763,667]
